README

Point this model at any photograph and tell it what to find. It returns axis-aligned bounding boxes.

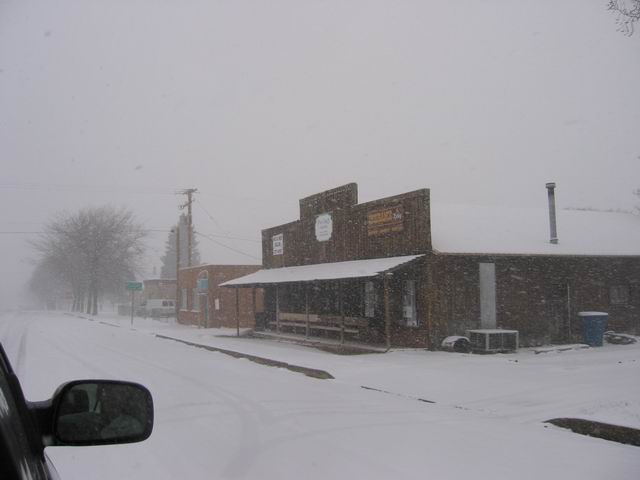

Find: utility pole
[175,226,180,319]
[178,188,197,267]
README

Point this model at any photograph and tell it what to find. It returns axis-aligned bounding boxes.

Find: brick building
[222,183,640,348]
[177,265,263,328]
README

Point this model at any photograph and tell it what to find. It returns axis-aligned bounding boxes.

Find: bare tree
[31,206,146,315]
[27,258,68,310]
[609,0,640,35]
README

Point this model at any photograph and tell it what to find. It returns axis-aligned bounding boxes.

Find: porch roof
[219,254,424,287]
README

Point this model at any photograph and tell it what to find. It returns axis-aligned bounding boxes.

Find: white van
[141,299,175,318]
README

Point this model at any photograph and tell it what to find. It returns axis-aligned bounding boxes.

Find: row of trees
[609,0,640,35]
[30,206,146,315]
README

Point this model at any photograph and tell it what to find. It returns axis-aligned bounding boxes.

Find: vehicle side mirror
[51,380,153,446]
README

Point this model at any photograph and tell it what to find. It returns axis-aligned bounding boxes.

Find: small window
[610,285,629,305]
[192,289,200,312]
[631,285,640,305]
[402,280,417,327]
[364,281,376,318]
[181,288,187,310]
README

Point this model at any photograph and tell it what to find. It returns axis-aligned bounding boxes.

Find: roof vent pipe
[546,182,558,244]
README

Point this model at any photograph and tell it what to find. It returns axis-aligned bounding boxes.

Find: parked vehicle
[0,343,154,480]
[139,299,175,318]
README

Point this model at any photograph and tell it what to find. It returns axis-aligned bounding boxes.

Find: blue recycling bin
[578,312,608,347]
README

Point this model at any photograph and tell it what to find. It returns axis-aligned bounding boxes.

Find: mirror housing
[39,380,154,447]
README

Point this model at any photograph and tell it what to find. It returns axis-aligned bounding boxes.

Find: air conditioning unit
[466,329,519,353]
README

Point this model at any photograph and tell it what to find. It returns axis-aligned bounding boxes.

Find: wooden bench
[268,312,367,338]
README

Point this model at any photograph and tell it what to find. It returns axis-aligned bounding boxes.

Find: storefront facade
[222,184,433,347]
[178,264,263,329]
[222,183,640,349]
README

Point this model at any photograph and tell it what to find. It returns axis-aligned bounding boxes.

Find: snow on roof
[431,204,640,256]
[220,255,423,287]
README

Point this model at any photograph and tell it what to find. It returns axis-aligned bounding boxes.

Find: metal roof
[219,255,424,287]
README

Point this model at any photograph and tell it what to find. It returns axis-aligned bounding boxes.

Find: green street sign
[126,281,143,291]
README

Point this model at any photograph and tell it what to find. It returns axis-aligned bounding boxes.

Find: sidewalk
[74,311,640,429]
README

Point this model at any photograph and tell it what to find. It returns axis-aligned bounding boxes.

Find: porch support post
[384,273,391,349]
[252,287,257,329]
[275,284,280,333]
[235,288,240,337]
[425,258,434,349]
[305,284,310,338]
[339,282,345,345]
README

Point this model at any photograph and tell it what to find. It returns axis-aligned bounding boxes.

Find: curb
[155,334,334,380]
[546,418,640,447]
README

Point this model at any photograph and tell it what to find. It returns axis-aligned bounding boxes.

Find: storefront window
[192,289,200,312]
[181,288,187,311]
[364,281,376,318]
[402,280,417,327]
[610,285,629,305]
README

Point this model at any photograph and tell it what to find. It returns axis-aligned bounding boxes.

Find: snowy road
[1,311,639,480]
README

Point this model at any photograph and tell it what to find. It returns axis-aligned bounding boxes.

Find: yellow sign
[367,206,404,236]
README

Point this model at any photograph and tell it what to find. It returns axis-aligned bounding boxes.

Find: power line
[0,229,173,235]
[195,200,260,242]
[196,202,226,233]
[205,232,259,243]
[0,182,176,195]
[0,228,257,242]
[0,182,291,207]
[194,231,260,261]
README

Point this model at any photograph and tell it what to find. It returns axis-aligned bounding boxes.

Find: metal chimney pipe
[546,182,558,244]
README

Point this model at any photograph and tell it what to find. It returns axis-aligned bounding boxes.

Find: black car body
[0,343,153,480]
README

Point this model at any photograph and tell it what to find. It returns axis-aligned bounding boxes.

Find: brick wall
[177,265,263,328]
[262,185,431,268]
[427,254,640,347]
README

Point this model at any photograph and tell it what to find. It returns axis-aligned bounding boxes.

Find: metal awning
[219,254,424,287]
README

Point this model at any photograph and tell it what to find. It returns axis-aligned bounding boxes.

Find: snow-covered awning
[219,255,424,287]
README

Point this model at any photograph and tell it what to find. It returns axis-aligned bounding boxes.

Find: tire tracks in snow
[0,312,33,380]
[50,317,273,478]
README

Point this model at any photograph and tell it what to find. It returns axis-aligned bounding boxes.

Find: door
[402,280,417,327]
[546,283,569,342]
[479,263,496,329]
[200,294,209,328]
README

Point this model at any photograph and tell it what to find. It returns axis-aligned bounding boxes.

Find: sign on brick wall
[272,233,284,255]
[315,213,333,242]
[367,206,404,236]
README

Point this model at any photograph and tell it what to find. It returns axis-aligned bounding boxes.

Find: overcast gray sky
[1,0,639,307]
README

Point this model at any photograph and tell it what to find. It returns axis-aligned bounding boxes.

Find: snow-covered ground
[1,311,639,480]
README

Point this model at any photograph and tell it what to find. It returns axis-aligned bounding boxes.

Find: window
[192,289,200,312]
[364,281,376,318]
[610,285,629,305]
[402,280,417,327]
[631,285,640,305]
[181,288,187,310]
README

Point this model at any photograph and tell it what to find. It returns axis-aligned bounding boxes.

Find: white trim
[220,255,424,287]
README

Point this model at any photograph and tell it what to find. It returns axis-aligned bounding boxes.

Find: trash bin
[578,312,609,347]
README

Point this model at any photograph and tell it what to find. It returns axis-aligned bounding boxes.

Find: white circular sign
[315,213,333,242]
